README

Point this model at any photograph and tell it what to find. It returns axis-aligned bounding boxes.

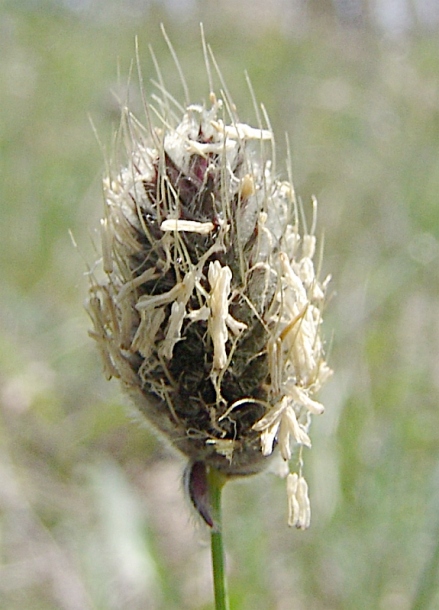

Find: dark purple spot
[185,461,214,528]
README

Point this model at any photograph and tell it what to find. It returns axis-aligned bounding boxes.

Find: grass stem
[207,469,229,610]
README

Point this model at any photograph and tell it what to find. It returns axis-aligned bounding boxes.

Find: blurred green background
[1,1,439,609]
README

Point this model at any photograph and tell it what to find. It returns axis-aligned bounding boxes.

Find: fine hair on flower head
[87,26,332,529]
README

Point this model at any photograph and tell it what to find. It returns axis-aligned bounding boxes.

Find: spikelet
[87,31,332,528]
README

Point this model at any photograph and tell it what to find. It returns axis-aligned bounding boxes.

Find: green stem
[207,468,229,610]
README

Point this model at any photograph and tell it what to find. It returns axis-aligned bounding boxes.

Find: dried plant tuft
[87,32,332,528]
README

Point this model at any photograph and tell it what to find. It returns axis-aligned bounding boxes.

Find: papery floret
[253,396,312,460]
[287,473,311,529]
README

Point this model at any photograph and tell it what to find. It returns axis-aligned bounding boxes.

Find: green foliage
[1,3,439,609]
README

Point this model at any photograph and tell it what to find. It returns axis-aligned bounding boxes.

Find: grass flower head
[87,33,332,528]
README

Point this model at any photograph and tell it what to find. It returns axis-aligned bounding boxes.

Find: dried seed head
[87,36,332,527]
